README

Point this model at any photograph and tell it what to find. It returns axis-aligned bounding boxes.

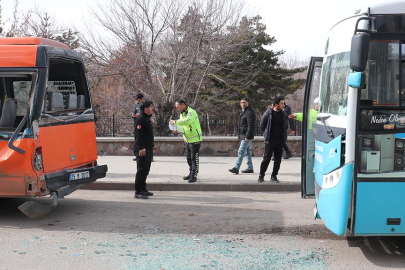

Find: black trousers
[185,142,201,177]
[135,149,152,193]
[259,139,284,177]
[282,143,291,153]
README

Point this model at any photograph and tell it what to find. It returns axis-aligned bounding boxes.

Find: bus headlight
[322,167,343,189]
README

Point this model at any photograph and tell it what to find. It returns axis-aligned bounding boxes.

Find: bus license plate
[69,171,90,181]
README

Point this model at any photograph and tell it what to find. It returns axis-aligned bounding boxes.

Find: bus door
[301,57,322,197]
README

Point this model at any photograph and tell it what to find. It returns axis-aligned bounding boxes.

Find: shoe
[143,189,154,196]
[188,177,197,183]
[270,175,279,183]
[134,191,148,199]
[283,152,292,159]
[228,167,239,174]
[271,157,275,161]
[241,169,254,173]
[258,175,264,183]
[151,158,154,162]
[133,158,137,161]
[183,175,191,180]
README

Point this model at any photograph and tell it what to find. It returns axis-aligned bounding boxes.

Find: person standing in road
[258,96,288,183]
[134,100,157,199]
[170,99,202,183]
[229,97,256,174]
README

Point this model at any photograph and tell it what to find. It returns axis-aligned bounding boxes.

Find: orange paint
[39,122,98,173]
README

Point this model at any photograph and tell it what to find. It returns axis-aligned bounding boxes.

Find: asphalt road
[1,191,405,270]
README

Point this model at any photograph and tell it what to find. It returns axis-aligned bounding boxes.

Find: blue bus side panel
[355,182,405,235]
[314,135,342,175]
[317,163,353,236]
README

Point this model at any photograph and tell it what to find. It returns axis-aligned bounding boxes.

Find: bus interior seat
[48,92,64,111]
[78,95,85,109]
[0,98,17,128]
[66,94,77,109]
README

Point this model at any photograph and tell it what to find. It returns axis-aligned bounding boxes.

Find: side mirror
[348,72,366,89]
[350,33,370,71]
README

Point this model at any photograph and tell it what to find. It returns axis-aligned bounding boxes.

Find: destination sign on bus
[360,110,405,131]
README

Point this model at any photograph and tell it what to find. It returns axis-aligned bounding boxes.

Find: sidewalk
[86,156,302,192]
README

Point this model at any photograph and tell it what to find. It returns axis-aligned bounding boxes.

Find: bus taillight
[33,148,43,171]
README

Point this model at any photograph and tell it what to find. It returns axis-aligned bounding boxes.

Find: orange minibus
[0,37,107,218]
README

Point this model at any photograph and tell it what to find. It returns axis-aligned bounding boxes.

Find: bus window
[361,40,400,106]
[319,52,350,116]
[401,43,405,106]
[44,58,90,112]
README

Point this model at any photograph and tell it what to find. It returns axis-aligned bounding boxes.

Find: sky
[1,0,392,61]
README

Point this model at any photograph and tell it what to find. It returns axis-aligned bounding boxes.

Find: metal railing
[95,115,302,137]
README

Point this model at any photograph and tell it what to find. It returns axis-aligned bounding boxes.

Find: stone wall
[97,137,302,157]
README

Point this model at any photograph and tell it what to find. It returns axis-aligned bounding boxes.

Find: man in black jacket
[258,96,288,183]
[134,100,157,199]
[229,98,256,174]
[282,102,295,159]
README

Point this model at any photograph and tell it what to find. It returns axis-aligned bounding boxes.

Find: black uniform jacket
[134,112,154,151]
[260,109,288,144]
[238,105,256,140]
[284,104,295,132]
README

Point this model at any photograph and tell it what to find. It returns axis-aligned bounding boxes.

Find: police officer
[134,100,156,199]
[170,99,203,183]
[289,97,319,130]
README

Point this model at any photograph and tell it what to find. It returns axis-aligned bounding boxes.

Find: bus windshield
[319,52,351,116]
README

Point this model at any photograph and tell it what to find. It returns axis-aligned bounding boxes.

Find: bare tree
[80,0,271,134]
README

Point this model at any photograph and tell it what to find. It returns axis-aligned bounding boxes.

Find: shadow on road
[0,193,285,236]
[347,236,405,268]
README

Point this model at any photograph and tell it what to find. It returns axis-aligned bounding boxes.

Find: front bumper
[45,165,108,190]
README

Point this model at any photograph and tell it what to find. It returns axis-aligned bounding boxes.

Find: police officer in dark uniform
[134,100,156,199]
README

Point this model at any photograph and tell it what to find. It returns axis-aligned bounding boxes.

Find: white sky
[1,0,390,60]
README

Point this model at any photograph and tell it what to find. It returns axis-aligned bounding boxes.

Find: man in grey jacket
[258,96,288,183]
[229,98,256,174]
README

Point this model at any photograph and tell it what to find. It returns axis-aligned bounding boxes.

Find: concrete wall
[97,136,302,157]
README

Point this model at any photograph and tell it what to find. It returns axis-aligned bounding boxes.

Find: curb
[84,182,301,192]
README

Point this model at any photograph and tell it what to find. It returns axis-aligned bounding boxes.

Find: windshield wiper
[317,115,335,139]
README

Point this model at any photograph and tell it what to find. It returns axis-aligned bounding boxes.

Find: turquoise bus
[302,2,405,236]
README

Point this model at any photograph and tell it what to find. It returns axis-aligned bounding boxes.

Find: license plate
[69,171,90,181]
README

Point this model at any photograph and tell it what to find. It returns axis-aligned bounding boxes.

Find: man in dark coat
[132,93,144,161]
[282,102,295,159]
[134,100,157,199]
[229,97,256,174]
[258,96,288,183]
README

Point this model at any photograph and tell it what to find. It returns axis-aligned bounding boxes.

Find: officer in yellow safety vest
[289,97,319,130]
[170,99,203,183]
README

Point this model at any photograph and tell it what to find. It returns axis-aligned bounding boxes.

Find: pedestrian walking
[282,101,295,159]
[229,97,256,174]
[170,99,202,183]
[258,96,288,183]
[134,100,157,199]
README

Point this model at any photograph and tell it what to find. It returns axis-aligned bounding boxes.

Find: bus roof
[358,1,405,15]
[0,37,71,67]
[0,37,70,50]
